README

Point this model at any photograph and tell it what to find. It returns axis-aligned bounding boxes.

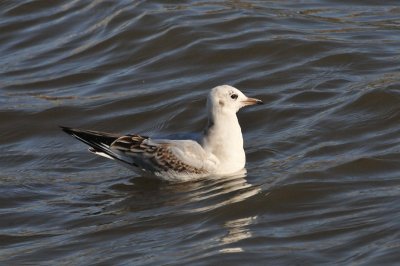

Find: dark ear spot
[219,100,225,107]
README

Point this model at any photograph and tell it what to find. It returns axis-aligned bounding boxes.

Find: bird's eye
[231,94,238,100]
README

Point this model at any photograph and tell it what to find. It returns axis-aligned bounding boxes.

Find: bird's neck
[202,111,245,173]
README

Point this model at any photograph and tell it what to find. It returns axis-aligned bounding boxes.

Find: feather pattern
[111,135,211,175]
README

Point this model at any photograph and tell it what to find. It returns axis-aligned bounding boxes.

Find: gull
[61,85,263,182]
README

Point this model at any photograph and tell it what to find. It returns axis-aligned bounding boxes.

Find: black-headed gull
[61,85,263,181]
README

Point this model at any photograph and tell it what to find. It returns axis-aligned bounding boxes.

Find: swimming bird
[61,85,263,181]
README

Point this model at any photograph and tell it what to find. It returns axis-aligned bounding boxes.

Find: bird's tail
[60,126,123,161]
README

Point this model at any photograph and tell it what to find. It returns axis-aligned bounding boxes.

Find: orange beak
[241,97,264,106]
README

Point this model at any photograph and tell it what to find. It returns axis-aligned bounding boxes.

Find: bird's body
[62,85,263,182]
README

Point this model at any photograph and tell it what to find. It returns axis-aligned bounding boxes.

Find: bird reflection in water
[220,215,258,253]
[109,169,261,217]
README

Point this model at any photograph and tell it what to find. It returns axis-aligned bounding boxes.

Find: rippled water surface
[1,1,400,265]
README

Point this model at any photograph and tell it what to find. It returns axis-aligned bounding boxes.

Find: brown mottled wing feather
[111,135,209,174]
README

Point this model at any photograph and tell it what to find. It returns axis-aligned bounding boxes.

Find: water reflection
[102,171,262,258]
[108,169,261,216]
[220,215,257,253]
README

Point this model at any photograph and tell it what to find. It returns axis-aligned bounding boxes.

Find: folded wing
[111,135,215,175]
[61,126,217,176]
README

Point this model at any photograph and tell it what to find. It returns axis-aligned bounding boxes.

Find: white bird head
[207,85,263,114]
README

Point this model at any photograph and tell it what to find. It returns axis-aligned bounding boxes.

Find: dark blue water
[1,1,400,264]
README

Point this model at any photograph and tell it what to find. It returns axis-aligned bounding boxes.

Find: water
[1,1,400,264]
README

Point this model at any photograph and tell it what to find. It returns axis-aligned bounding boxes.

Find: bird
[61,85,263,182]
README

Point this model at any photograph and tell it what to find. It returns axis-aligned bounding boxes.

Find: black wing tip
[59,125,74,135]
